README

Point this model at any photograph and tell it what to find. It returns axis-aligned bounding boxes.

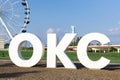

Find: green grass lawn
[0,50,120,63]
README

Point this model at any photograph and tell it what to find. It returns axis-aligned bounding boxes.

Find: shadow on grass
[103,64,120,70]
[0,63,14,67]
[0,61,120,71]
[0,71,39,78]
[56,63,85,69]
[74,63,120,70]
[36,62,120,70]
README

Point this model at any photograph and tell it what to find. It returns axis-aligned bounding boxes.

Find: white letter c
[77,33,110,69]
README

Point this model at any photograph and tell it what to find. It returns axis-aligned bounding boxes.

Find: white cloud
[56,28,60,32]
[107,27,120,35]
[107,21,120,35]
[106,27,120,44]
[47,28,61,33]
[47,28,54,33]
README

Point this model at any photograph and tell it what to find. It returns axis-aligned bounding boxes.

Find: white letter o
[9,33,43,67]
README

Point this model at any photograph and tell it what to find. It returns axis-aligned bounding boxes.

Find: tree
[70,36,82,46]
[110,47,117,52]
[4,43,9,48]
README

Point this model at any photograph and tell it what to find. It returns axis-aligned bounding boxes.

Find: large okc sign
[9,32,110,69]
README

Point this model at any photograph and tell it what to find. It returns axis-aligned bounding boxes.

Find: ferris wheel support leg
[0,17,13,39]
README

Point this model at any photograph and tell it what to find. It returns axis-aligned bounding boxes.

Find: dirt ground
[0,61,120,80]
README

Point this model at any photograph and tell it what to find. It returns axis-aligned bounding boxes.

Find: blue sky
[27,0,120,44]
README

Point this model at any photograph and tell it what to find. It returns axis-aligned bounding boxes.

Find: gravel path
[0,61,120,80]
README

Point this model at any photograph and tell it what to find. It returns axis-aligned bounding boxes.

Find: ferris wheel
[0,0,30,42]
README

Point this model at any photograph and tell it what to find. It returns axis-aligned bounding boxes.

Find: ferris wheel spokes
[0,0,9,8]
[0,17,13,39]
[0,0,30,42]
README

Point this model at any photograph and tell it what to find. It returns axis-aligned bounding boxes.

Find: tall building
[71,25,75,33]
[0,38,4,50]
